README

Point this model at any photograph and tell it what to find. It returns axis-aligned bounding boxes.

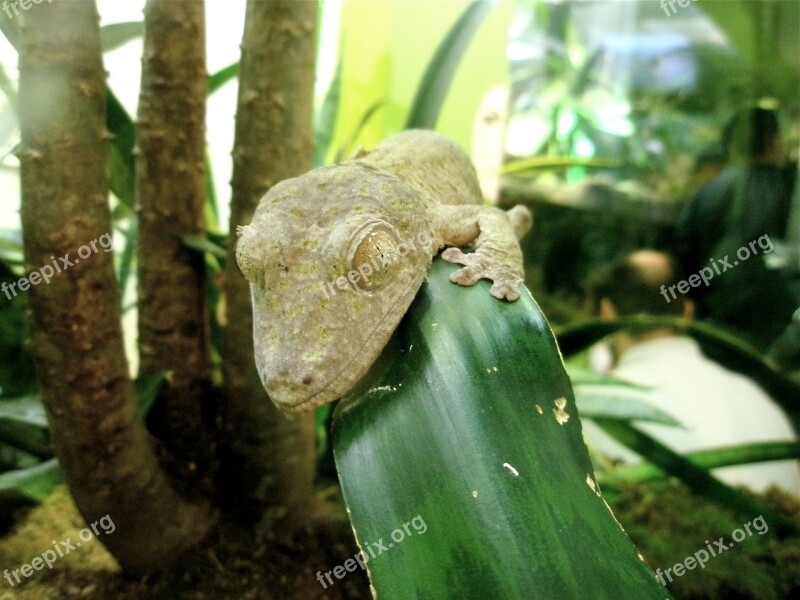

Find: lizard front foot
[442,247,522,301]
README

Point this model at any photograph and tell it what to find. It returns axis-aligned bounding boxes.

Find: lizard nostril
[302,376,313,385]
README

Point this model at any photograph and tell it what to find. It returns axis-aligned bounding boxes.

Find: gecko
[235,129,531,414]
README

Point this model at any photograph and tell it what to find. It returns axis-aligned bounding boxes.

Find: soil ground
[1,479,797,599]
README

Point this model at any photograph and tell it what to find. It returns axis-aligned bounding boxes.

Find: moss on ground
[609,480,800,600]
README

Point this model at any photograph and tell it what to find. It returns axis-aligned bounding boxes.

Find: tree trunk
[136,0,215,496]
[221,0,317,537]
[18,0,210,573]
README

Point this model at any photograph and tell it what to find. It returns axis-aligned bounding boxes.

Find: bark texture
[18,0,210,573]
[222,0,317,536]
[136,0,215,495]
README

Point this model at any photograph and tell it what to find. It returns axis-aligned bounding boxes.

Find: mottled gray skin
[236,130,531,413]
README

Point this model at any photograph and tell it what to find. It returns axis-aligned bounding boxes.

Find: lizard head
[236,163,434,413]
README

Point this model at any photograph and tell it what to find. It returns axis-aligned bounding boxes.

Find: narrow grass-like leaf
[208,62,238,94]
[180,234,227,260]
[204,151,219,229]
[556,316,800,421]
[134,371,167,418]
[607,441,800,485]
[0,62,18,114]
[100,22,144,53]
[501,156,623,175]
[334,99,386,163]
[0,458,61,503]
[575,389,681,426]
[567,366,649,389]
[117,221,136,295]
[405,0,498,129]
[596,419,798,536]
[313,57,342,167]
[106,90,136,209]
[0,396,50,458]
[0,395,47,428]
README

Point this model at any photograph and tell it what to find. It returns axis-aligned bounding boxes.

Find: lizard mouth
[268,271,426,414]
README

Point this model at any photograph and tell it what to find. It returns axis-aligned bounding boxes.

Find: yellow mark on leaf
[585,474,601,497]
[553,397,569,425]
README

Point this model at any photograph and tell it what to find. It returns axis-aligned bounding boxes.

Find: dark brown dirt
[0,486,371,600]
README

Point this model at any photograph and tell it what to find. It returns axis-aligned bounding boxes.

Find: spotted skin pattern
[236,130,531,413]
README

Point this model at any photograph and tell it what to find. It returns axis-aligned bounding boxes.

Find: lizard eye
[350,226,400,291]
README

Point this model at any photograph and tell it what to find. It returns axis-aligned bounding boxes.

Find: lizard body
[236,130,531,413]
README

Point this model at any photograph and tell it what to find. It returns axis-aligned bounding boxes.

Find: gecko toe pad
[442,247,521,301]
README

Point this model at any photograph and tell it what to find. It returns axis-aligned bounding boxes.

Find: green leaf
[0,440,39,471]
[208,62,238,94]
[106,90,136,209]
[0,10,21,50]
[334,99,386,163]
[0,227,23,267]
[204,151,219,230]
[0,395,51,458]
[608,441,800,485]
[574,389,682,426]
[0,62,18,115]
[405,0,498,129]
[333,258,670,599]
[596,420,798,536]
[313,56,342,167]
[567,366,648,389]
[0,394,47,428]
[117,221,136,295]
[0,458,61,503]
[501,156,623,175]
[568,367,679,425]
[179,234,227,260]
[134,371,167,418]
[100,22,143,53]
[555,316,800,421]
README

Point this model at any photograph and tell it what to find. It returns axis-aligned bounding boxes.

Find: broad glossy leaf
[333,258,670,599]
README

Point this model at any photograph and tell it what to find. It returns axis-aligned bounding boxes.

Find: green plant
[333,259,671,598]
[557,316,800,535]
